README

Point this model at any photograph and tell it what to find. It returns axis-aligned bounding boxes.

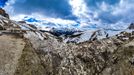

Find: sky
[0,0,134,31]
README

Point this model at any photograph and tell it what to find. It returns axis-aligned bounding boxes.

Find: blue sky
[0,0,8,7]
[0,0,134,30]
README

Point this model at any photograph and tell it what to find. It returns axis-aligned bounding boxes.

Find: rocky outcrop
[128,23,134,29]
[0,8,9,19]
[20,29,134,75]
[0,11,134,75]
[62,29,109,43]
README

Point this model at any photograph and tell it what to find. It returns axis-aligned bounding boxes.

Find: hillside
[0,9,134,75]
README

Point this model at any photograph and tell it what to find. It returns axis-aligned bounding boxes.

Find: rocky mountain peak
[128,23,134,29]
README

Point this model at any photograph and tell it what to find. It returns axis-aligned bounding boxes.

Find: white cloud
[3,0,16,16]
[69,0,101,29]
[69,0,91,18]
[99,2,110,11]
[3,0,78,30]
[111,0,134,23]
[2,0,134,32]
[112,0,134,16]
[10,13,78,30]
[3,0,101,31]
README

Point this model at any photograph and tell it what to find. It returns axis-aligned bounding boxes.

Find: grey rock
[128,23,134,29]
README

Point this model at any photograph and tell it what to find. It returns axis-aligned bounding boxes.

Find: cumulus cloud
[1,0,134,31]
[69,0,100,28]
[84,0,134,24]
[112,0,134,23]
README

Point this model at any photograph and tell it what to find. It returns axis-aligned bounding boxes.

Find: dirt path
[0,34,25,75]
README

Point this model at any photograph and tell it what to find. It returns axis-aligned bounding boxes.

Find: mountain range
[0,8,134,75]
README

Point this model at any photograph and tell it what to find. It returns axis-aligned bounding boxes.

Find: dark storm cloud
[3,0,134,25]
[8,0,76,20]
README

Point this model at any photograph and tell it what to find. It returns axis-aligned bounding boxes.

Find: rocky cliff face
[0,9,134,75]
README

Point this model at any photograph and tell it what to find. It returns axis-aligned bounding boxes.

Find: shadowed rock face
[128,23,134,30]
[0,8,9,19]
[0,10,134,75]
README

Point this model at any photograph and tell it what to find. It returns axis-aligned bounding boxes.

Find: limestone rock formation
[0,10,134,75]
